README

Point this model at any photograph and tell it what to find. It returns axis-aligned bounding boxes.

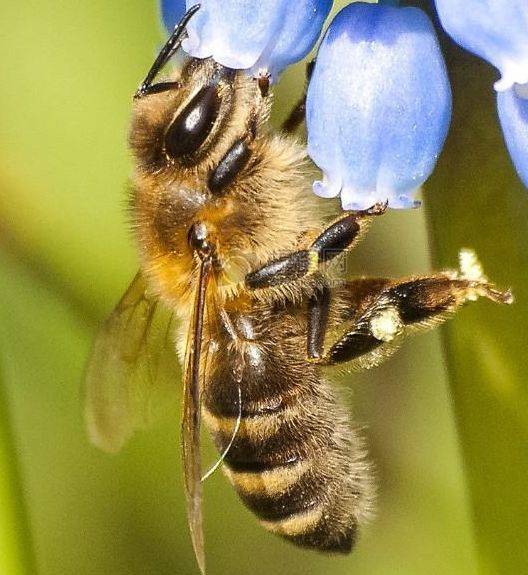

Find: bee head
[129,57,268,180]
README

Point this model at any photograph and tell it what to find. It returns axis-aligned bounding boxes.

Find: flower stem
[420,6,528,573]
[0,360,36,575]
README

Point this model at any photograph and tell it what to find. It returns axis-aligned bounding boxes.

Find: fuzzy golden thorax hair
[128,57,326,313]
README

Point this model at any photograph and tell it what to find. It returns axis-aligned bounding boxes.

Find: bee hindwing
[84,272,179,453]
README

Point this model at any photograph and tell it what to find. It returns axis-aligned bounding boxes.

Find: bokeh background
[1,1,527,574]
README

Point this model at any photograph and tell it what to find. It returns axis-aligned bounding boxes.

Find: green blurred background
[1,1,527,574]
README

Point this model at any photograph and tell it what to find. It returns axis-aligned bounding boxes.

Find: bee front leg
[244,203,387,290]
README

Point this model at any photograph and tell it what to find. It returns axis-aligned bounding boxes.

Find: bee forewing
[181,258,212,575]
[84,272,179,453]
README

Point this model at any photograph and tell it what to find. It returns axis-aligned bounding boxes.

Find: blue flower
[435,0,528,188]
[306,3,452,210]
[435,0,528,91]
[160,0,332,82]
[160,0,186,33]
[497,85,528,187]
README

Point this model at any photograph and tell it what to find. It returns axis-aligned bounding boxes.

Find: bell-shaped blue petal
[435,0,528,91]
[306,3,452,211]
[497,86,528,187]
[179,0,332,81]
[249,1,333,81]
[160,0,186,33]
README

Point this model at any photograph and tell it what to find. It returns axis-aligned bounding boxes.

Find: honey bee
[84,8,512,574]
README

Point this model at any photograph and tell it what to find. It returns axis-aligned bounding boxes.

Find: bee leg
[312,263,512,368]
[281,60,315,134]
[307,285,331,359]
[245,202,387,290]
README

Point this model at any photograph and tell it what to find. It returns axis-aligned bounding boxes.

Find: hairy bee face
[130,58,259,173]
[128,57,322,306]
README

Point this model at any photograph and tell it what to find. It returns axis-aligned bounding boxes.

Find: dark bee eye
[164,86,221,158]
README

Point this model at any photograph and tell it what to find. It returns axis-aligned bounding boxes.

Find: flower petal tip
[497,86,528,188]
[313,177,341,199]
[390,195,422,210]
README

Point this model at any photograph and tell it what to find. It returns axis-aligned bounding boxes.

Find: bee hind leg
[307,251,513,368]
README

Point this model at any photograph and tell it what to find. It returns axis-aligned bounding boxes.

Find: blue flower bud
[306,3,452,211]
[497,86,528,187]
[162,0,332,81]
[435,0,528,91]
[160,0,186,33]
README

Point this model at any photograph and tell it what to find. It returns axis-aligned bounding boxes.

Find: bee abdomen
[226,463,358,553]
[203,384,374,553]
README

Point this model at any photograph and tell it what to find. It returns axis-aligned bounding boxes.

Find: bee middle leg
[307,265,512,368]
[245,202,387,290]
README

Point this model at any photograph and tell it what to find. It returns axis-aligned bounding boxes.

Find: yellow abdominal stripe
[224,459,309,497]
[260,504,324,536]
[202,405,287,439]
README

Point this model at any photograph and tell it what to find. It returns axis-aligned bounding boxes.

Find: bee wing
[181,258,212,575]
[84,272,179,454]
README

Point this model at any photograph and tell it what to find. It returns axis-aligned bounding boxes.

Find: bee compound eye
[164,85,221,159]
[209,139,252,195]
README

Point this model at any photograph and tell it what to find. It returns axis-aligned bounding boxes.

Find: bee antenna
[134,4,201,99]
[201,385,242,483]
